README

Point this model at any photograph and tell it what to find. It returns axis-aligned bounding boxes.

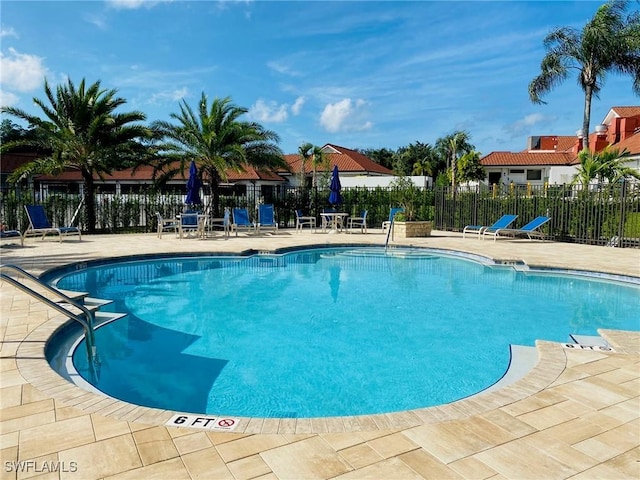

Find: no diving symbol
[216,418,236,430]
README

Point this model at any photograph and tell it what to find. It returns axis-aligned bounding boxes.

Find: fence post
[617,179,627,248]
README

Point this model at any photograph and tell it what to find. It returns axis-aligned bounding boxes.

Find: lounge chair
[382,207,404,232]
[463,214,518,239]
[295,210,316,232]
[231,207,256,236]
[0,228,23,246]
[23,205,81,242]
[483,216,551,242]
[156,212,178,238]
[347,210,368,234]
[257,204,278,234]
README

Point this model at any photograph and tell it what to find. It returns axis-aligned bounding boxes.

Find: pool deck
[1,229,639,479]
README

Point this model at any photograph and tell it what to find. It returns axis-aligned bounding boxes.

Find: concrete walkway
[1,230,638,479]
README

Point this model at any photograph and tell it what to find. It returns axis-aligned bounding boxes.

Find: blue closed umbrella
[185,160,202,206]
[329,165,342,206]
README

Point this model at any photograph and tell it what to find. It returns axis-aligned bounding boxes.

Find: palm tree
[1,78,149,233]
[298,142,325,188]
[529,0,640,150]
[435,131,474,190]
[411,158,433,189]
[571,147,639,188]
[152,93,286,216]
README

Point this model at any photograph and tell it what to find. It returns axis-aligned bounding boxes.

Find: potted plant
[389,176,433,237]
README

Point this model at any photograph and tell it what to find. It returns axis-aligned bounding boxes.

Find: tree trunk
[82,171,96,234]
[209,169,221,217]
[582,86,593,151]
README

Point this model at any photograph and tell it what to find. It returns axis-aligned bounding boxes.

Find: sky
[1,0,638,157]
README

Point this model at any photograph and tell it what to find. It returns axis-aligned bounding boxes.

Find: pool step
[569,334,610,348]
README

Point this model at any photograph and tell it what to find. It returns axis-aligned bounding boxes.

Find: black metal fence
[435,182,640,247]
[2,182,638,247]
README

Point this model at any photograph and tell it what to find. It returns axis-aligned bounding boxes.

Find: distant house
[281,144,393,187]
[480,106,640,186]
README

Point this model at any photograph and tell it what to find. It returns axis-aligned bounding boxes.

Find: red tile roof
[613,133,640,155]
[283,144,392,175]
[610,106,640,118]
[481,152,578,166]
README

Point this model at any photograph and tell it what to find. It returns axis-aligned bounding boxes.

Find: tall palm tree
[435,131,474,190]
[298,142,325,188]
[529,0,640,150]
[1,78,149,233]
[152,93,286,216]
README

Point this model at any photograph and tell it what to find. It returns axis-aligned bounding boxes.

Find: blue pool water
[54,247,639,418]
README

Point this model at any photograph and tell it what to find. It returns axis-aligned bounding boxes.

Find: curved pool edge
[18,308,579,434]
[20,244,639,434]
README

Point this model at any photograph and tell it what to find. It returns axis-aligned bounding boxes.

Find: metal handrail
[0,264,96,362]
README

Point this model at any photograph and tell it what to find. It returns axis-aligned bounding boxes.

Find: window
[509,169,524,174]
[526,170,542,181]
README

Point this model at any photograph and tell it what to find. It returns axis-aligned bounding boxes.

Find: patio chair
[178,210,202,239]
[382,207,404,232]
[0,228,23,246]
[347,210,368,234]
[209,208,231,237]
[23,205,81,242]
[295,210,316,232]
[257,204,278,234]
[156,212,178,238]
[231,207,256,236]
[463,214,518,239]
[483,216,551,242]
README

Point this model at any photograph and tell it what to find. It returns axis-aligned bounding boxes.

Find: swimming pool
[50,247,639,418]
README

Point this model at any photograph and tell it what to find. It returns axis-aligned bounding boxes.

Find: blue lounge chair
[463,214,518,239]
[382,207,404,232]
[23,205,81,242]
[231,207,256,236]
[0,229,23,246]
[295,210,316,232]
[483,216,551,242]
[347,210,368,234]
[257,204,278,234]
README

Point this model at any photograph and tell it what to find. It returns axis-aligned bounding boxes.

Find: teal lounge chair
[483,216,551,242]
[382,207,404,232]
[231,207,256,236]
[258,204,278,234]
[463,214,517,239]
[24,205,81,242]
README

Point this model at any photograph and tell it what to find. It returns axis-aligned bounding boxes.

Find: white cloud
[0,89,19,107]
[106,0,168,10]
[148,87,189,104]
[249,99,289,123]
[0,48,47,92]
[0,27,18,38]
[267,61,302,77]
[291,96,305,115]
[503,112,551,139]
[319,98,373,133]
